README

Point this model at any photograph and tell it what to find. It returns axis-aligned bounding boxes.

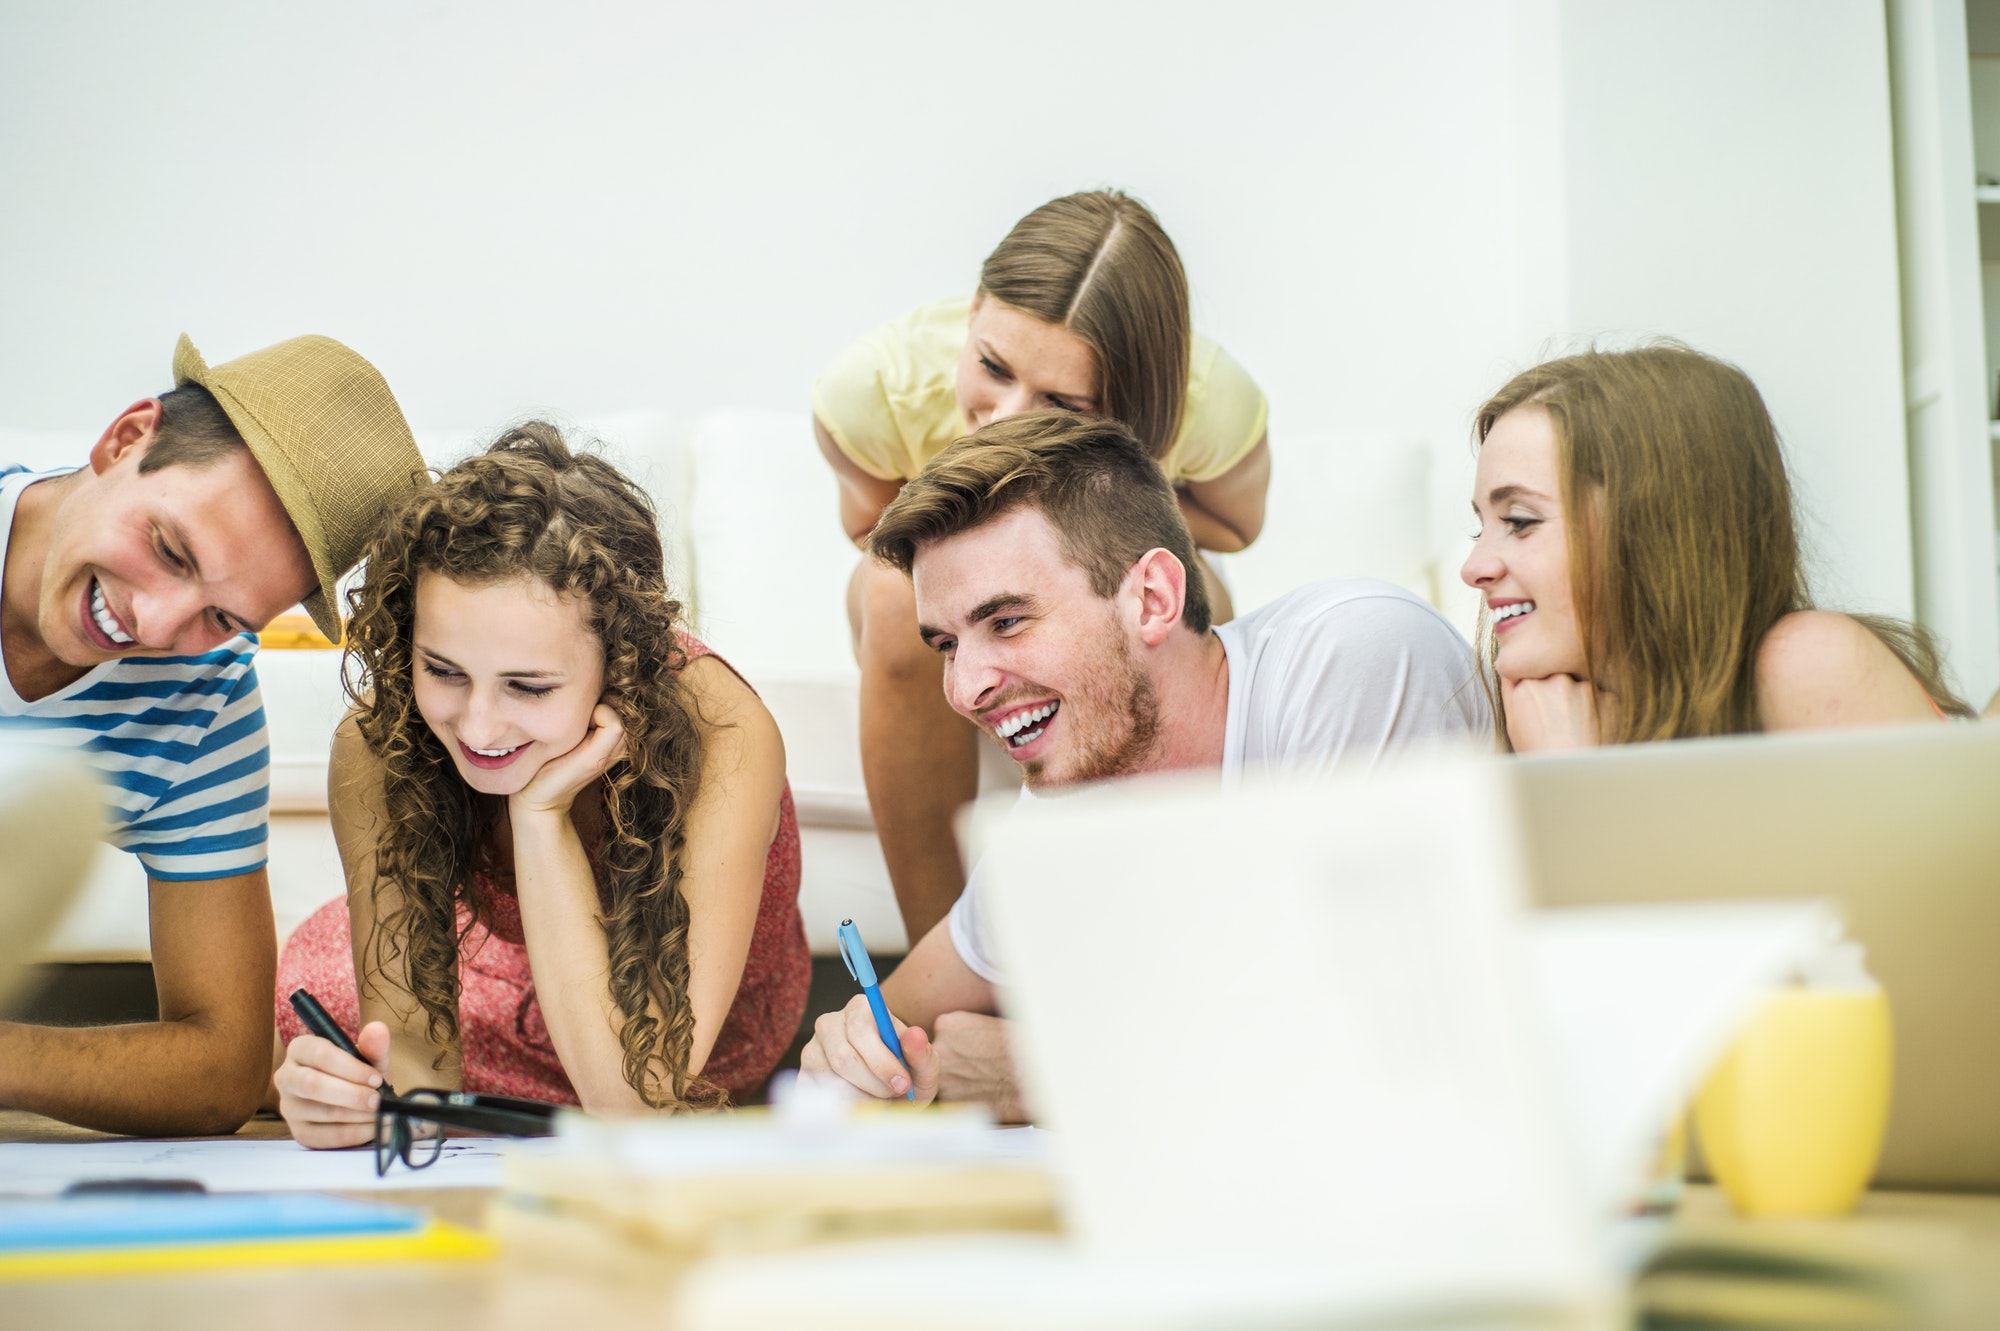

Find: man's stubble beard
[1023,634,1162,791]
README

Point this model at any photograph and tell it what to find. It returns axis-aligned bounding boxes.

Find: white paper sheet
[0,1136,536,1195]
[547,1092,1045,1176]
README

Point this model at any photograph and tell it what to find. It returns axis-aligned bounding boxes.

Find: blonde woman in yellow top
[814,189,1271,944]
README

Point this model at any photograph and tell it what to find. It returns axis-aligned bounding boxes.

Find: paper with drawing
[0,1136,533,1195]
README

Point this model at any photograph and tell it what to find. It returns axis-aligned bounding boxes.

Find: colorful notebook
[0,1193,493,1280]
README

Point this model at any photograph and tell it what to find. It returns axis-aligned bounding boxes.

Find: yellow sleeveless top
[812,297,1269,485]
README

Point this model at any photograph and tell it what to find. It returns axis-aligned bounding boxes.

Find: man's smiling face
[913,506,1160,790]
[36,417,316,666]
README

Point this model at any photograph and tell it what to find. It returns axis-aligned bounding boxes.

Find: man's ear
[1128,547,1188,648]
[88,400,165,476]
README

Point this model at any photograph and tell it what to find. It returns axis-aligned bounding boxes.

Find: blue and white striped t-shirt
[0,466,270,882]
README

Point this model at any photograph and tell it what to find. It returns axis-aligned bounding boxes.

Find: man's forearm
[0,1012,271,1136]
[880,915,998,1032]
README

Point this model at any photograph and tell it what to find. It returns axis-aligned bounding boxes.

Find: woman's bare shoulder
[327,708,390,835]
[1755,611,1935,730]
[683,656,783,768]
[679,652,775,728]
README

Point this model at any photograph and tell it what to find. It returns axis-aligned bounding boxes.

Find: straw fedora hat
[172,333,426,641]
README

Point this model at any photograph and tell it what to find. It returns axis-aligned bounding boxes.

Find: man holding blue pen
[800,412,1489,1116]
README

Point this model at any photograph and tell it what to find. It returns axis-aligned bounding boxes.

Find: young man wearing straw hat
[0,333,425,1135]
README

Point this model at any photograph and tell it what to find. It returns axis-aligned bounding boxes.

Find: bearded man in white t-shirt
[802,411,1490,1117]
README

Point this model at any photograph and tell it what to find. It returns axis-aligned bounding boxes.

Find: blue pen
[836,919,916,1101]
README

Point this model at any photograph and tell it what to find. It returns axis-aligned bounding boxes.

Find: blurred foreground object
[491,1079,1055,1274]
[1632,1186,1961,1331]
[1518,722,2000,1189]
[678,760,1859,1328]
[1697,932,1894,1218]
[0,744,103,1010]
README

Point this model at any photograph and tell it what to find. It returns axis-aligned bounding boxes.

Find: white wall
[1552,1,1916,621]
[0,1,1958,672]
[0,3,1531,430]
[0,1,1541,624]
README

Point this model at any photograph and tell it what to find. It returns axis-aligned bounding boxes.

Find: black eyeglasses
[373,1089,561,1177]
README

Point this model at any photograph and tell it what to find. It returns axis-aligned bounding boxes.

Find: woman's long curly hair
[344,422,718,1108]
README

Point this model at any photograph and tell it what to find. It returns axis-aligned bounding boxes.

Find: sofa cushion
[1207,428,1435,615]
[684,411,860,676]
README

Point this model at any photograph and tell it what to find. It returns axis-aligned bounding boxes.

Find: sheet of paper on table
[0,1135,549,1195]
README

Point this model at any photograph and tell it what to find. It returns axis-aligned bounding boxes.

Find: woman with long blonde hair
[1461,343,1971,751]
[815,188,1273,942]
[272,424,807,1138]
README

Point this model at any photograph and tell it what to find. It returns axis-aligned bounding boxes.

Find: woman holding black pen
[270,424,809,1144]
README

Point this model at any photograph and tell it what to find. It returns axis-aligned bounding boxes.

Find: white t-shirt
[946,577,1489,983]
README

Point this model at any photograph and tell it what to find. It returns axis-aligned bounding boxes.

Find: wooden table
[1661,1182,2000,1329]
[5,1111,1999,1330]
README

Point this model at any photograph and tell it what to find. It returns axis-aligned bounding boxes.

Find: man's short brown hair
[138,384,248,474]
[868,411,1211,634]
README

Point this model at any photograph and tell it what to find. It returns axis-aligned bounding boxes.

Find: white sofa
[4,412,1442,961]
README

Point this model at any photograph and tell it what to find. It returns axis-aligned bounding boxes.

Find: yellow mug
[1694,987,1892,1218]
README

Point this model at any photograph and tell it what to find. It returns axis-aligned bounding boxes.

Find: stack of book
[491,1101,1059,1276]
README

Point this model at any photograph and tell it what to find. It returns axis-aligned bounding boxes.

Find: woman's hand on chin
[1502,674,1612,752]
[511,702,628,819]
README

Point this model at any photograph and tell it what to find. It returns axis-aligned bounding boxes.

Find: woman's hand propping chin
[511,702,628,819]
[274,1021,393,1150]
[1501,674,1615,752]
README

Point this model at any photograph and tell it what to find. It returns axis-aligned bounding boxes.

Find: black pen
[288,988,395,1097]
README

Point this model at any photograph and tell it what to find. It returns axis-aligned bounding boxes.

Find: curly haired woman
[272,423,808,1141]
